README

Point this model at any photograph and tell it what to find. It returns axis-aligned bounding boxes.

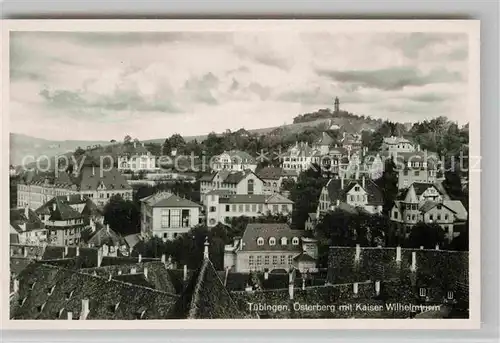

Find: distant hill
[9,133,109,166]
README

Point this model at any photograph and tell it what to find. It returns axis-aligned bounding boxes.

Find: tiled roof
[315,132,335,146]
[286,142,316,157]
[35,197,83,221]
[265,193,294,204]
[223,170,252,184]
[325,178,384,206]
[11,263,179,320]
[113,273,155,288]
[257,167,297,180]
[140,192,201,208]
[383,136,412,145]
[10,233,20,244]
[79,166,131,191]
[87,226,126,247]
[199,172,216,182]
[10,257,33,276]
[443,200,468,221]
[240,223,304,252]
[10,208,45,233]
[123,234,141,249]
[215,150,256,164]
[294,252,316,263]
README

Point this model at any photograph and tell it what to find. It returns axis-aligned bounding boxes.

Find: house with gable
[117,141,158,172]
[199,169,264,204]
[390,182,467,241]
[256,167,298,195]
[212,150,257,172]
[316,175,384,217]
[381,136,416,154]
[10,207,47,245]
[223,223,318,273]
[281,142,319,173]
[140,192,202,240]
[205,193,294,227]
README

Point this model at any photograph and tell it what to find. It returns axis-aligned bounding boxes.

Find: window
[257,237,264,246]
[272,205,279,213]
[414,171,420,176]
[264,256,269,265]
[258,204,263,212]
[403,170,408,176]
[225,217,231,224]
[225,205,230,212]
[429,215,434,221]
[272,256,278,265]
[394,212,398,219]
[292,237,299,245]
[232,204,237,212]
[251,204,256,212]
[209,206,216,213]
[245,204,250,212]
[170,210,181,227]
[437,214,441,220]
[281,205,288,212]
[238,204,244,212]
[288,255,293,264]
[248,179,254,195]
[280,255,285,264]
[419,288,426,297]
[281,237,288,245]
[445,214,449,220]
[437,205,442,210]
[161,210,170,228]
[256,256,262,266]
[355,186,360,191]
[249,256,254,266]
[269,237,276,246]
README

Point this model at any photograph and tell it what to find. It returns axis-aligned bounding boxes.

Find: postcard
[1,19,480,330]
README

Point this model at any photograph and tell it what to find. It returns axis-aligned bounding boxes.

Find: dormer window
[257,237,264,246]
[269,237,276,246]
[281,237,288,245]
[292,237,299,245]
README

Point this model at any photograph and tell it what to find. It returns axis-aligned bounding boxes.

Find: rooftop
[140,192,201,208]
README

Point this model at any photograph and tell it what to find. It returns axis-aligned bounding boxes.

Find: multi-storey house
[281,142,319,173]
[381,136,416,154]
[390,182,467,242]
[140,192,202,240]
[117,141,158,172]
[17,164,133,209]
[205,193,294,227]
[10,207,47,245]
[316,175,384,217]
[212,150,257,172]
[223,223,318,273]
[199,169,264,204]
[256,167,298,195]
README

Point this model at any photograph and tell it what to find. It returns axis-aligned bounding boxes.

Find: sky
[10,31,469,141]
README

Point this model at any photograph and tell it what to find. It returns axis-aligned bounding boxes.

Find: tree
[124,135,132,144]
[407,222,445,249]
[110,139,116,143]
[80,227,94,244]
[74,147,85,156]
[103,195,140,236]
[289,165,326,229]
[281,177,296,193]
[375,157,399,215]
[163,133,186,155]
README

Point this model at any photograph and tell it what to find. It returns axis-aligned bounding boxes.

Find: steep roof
[443,200,468,221]
[315,132,335,146]
[79,166,131,191]
[218,194,293,205]
[87,226,126,247]
[325,178,384,206]
[10,208,45,233]
[257,167,298,180]
[35,197,83,221]
[123,233,141,249]
[240,223,304,252]
[265,193,294,204]
[216,150,256,164]
[140,192,201,208]
[383,136,412,145]
[11,263,179,320]
[293,252,316,263]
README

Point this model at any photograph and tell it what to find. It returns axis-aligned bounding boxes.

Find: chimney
[106,224,110,234]
[80,299,90,320]
[138,254,142,263]
[23,247,28,258]
[411,251,417,272]
[355,244,361,262]
[161,254,166,264]
[66,195,70,201]
[341,175,344,190]
[420,246,424,250]
[264,270,269,280]
[108,273,112,281]
[52,202,57,212]
[435,244,440,250]
[203,237,210,260]
[97,247,103,267]
[24,206,29,219]
[134,142,137,148]
[64,246,68,256]
[362,176,366,189]
[336,199,340,206]
[13,279,19,293]
[129,246,133,256]
[302,278,306,290]
[92,165,95,176]
[67,312,73,320]
[288,270,294,300]
[144,267,148,279]
[353,282,358,295]
[118,270,122,275]
[396,246,402,263]
[375,281,381,296]
[131,267,137,274]
[80,193,83,201]
[75,246,80,257]
[183,265,188,281]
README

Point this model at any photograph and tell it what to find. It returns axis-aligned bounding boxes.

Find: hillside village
[9,98,470,320]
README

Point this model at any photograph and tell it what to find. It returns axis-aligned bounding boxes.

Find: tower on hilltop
[334,97,340,113]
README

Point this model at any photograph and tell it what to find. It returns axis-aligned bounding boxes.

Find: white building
[381,136,416,154]
[199,170,264,204]
[117,141,157,172]
[282,142,319,172]
[212,150,257,172]
[317,175,384,217]
[140,192,202,240]
[205,193,294,227]
[10,207,47,245]
[223,223,318,273]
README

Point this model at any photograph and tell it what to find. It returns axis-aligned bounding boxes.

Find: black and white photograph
[3,20,480,329]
